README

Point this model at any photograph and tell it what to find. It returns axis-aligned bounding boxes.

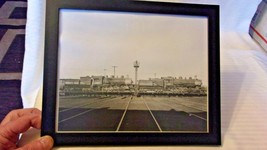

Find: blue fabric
[0,0,26,122]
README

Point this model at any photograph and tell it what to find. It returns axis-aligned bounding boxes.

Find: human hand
[0,108,54,150]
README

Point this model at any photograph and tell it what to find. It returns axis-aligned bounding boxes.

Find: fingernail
[39,136,48,145]
[39,135,54,147]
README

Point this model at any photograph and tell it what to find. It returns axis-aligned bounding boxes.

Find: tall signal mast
[133,60,140,85]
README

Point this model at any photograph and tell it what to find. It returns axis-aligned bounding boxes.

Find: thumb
[17,135,54,150]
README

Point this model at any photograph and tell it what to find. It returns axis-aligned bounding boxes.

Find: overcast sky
[58,9,208,85]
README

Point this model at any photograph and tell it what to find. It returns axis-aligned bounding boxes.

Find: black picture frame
[42,0,220,146]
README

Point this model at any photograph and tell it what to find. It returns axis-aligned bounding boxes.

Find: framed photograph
[42,0,220,146]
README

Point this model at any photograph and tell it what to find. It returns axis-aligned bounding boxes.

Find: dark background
[0,0,27,121]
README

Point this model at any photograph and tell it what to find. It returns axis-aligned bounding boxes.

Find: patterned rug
[0,0,27,122]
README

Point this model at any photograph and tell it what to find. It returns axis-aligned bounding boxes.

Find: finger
[17,136,54,150]
[1,108,41,126]
[0,113,41,141]
[1,108,41,125]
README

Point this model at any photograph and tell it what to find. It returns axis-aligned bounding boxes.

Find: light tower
[133,60,140,85]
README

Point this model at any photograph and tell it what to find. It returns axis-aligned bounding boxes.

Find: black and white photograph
[57,10,208,133]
